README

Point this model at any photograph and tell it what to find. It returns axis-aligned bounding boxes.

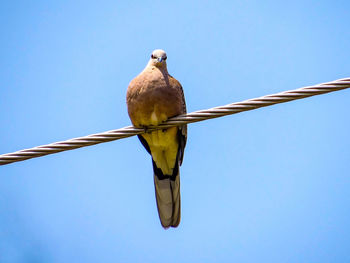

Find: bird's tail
[153,161,181,228]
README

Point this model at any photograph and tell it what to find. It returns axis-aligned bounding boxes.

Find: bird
[126,49,187,228]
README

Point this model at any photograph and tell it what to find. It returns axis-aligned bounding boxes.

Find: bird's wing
[168,75,187,165]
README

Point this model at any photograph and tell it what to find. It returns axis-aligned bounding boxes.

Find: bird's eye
[151,54,155,59]
[164,56,167,60]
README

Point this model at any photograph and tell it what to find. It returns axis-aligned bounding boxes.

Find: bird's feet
[139,125,152,134]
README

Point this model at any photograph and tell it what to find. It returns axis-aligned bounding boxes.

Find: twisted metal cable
[1,77,349,166]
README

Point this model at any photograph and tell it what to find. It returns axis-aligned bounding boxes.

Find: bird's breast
[127,79,183,127]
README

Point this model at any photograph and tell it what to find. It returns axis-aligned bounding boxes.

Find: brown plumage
[126,49,187,228]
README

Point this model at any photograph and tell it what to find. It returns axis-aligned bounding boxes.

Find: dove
[126,49,187,228]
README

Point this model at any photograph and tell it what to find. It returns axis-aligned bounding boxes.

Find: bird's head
[149,49,167,68]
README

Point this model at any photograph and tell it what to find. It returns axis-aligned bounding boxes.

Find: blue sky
[1,0,350,262]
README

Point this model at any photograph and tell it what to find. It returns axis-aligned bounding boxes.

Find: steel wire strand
[1,77,349,166]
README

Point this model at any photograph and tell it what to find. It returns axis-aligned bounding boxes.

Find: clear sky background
[1,1,350,262]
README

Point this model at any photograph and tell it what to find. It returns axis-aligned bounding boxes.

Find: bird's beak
[157,57,163,63]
